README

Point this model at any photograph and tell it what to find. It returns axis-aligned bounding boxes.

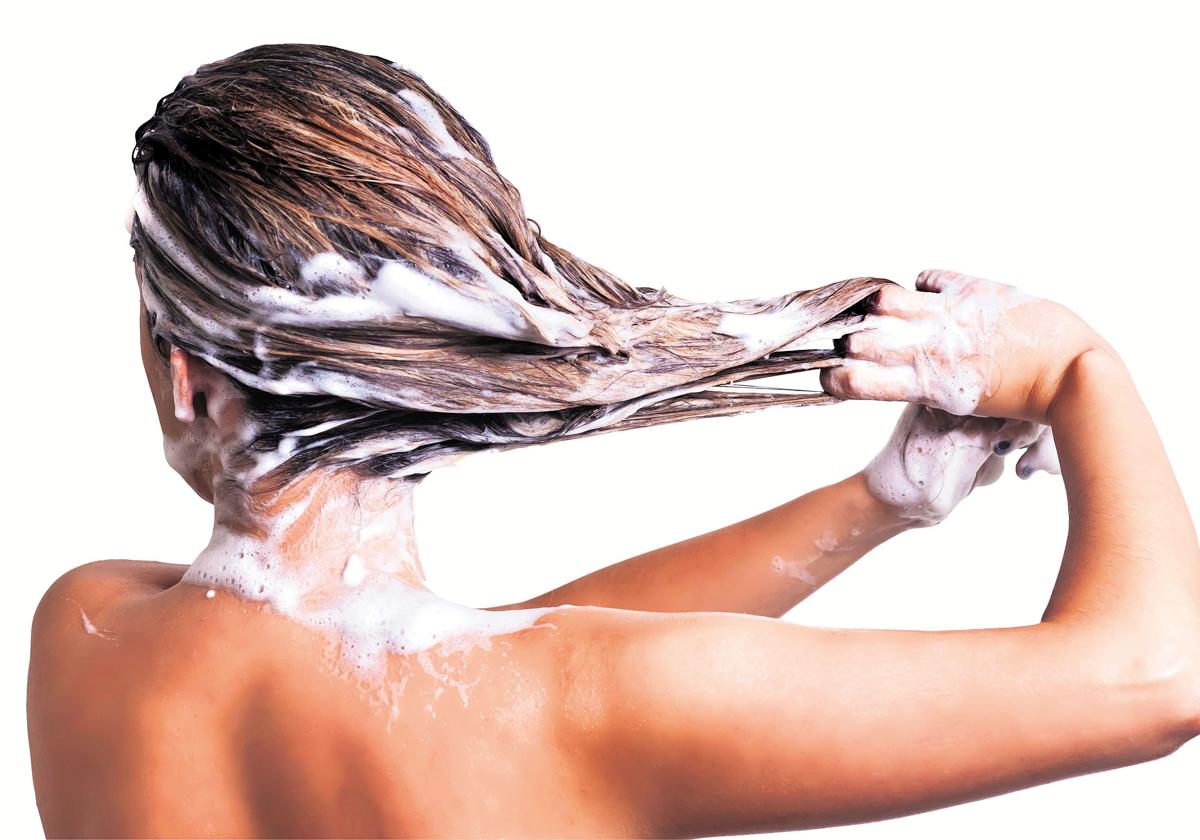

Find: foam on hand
[845,274,1037,416]
[864,404,1005,525]
[863,402,1061,524]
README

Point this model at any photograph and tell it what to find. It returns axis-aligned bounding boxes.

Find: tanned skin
[28,270,1199,837]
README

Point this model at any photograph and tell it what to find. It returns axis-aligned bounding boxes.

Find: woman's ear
[168,347,208,422]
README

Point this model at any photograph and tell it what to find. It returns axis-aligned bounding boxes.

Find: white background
[3,1,1197,836]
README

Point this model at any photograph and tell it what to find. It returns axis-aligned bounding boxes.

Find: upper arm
[585,611,1191,837]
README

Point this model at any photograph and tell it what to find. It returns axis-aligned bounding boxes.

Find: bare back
[28,561,632,838]
[30,342,1200,840]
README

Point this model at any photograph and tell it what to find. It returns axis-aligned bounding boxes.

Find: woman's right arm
[574,273,1200,837]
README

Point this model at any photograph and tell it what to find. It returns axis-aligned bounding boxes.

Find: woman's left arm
[500,471,908,617]
[497,406,1045,617]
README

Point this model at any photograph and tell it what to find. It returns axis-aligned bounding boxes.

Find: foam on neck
[183,475,556,676]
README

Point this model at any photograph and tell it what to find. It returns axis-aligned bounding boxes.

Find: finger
[871,284,929,316]
[841,328,891,363]
[820,359,919,402]
[989,419,1042,456]
[916,268,975,294]
[948,415,1005,456]
[1016,427,1061,479]
[841,315,935,366]
[973,453,1005,489]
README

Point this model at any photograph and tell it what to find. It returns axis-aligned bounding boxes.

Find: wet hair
[131,43,888,491]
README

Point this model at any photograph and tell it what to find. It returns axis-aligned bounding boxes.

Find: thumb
[1016,427,1061,479]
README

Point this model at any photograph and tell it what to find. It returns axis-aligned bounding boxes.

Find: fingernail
[994,440,1011,454]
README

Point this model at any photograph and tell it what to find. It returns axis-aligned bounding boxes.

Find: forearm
[1042,349,1200,650]
[509,472,911,616]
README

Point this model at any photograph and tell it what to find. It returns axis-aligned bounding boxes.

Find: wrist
[849,470,920,532]
[1044,345,1132,429]
[1025,307,1119,423]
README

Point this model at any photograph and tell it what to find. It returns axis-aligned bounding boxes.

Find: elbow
[1060,616,1200,762]
[1162,656,1200,747]
[1116,636,1200,756]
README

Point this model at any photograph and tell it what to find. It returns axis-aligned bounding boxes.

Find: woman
[28,44,1199,838]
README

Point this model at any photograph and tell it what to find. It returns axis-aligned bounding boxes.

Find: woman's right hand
[820,269,1109,424]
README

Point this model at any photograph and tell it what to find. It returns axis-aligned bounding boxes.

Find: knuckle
[818,367,844,395]
[879,285,924,315]
[824,365,863,397]
[842,371,865,396]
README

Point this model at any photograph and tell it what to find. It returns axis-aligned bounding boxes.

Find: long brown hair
[131,43,887,491]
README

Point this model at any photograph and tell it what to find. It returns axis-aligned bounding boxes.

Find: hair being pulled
[130,43,891,491]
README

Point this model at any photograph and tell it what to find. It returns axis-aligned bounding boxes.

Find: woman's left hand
[865,404,1060,526]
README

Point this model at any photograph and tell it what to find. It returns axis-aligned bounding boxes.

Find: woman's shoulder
[28,561,276,769]
[33,560,184,637]
[27,562,281,836]
[29,559,208,710]
[29,562,185,771]
[44,558,188,593]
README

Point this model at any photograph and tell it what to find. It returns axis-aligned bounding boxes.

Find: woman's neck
[184,463,554,679]
[187,467,429,605]
[183,462,555,681]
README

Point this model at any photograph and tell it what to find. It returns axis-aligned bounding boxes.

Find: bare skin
[28,270,1200,837]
